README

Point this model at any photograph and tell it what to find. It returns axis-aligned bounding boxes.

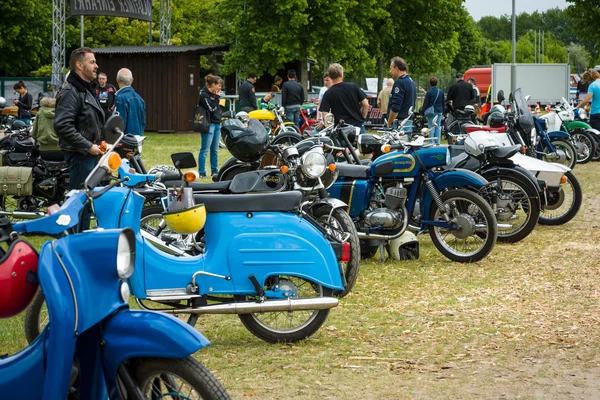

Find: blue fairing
[421,169,488,221]
[547,130,571,140]
[119,160,156,187]
[0,330,47,398]
[101,309,209,397]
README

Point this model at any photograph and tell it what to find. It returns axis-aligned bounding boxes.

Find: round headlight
[301,148,327,178]
[119,281,131,302]
[117,229,135,279]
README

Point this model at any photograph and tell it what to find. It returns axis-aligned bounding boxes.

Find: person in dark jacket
[12,81,33,126]
[198,74,223,177]
[281,69,305,127]
[114,68,146,136]
[447,72,475,111]
[387,57,416,131]
[420,77,445,144]
[94,72,116,119]
[239,73,257,112]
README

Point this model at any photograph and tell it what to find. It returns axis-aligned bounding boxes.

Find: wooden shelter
[93,45,228,132]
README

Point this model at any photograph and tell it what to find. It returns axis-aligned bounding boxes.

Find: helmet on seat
[221,118,268,162]
[488,112,505,128]
[11,120,27,130]
[115,134,139,159]
[162,204,207,235]
[0,239,39,318]
[0,97,6,109]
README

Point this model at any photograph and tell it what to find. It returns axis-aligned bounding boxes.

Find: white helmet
[235,111,250,123]
[0,96,6,109]
[388,232,419,261]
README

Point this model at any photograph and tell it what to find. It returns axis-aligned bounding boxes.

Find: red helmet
[0,240,39,319]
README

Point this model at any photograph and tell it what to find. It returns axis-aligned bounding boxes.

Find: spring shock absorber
[425,178,450,218]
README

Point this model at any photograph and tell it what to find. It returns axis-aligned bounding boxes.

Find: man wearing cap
[447,72,475,111]
[239,73,258,112]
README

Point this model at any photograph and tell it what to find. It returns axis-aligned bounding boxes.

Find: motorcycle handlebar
[156,170,181,182]
[85,166,109,190]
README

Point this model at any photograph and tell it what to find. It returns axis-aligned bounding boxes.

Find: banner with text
[70,0,153,22]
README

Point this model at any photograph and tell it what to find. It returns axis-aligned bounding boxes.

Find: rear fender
[565,121,591,131]
[421,169,488,221]
[480,166,542,209]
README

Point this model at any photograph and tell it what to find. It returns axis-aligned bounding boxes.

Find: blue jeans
[64,152,98,232]
[285,105,301,127]
[428,113,443,144]
[198,123,220,175]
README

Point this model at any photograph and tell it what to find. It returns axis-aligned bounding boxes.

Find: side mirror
[324,113,334,126]
[103,115,125,145]
[497,90,505,103]
[171,152,197,169]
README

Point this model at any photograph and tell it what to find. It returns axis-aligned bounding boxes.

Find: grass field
[1,132,599,399]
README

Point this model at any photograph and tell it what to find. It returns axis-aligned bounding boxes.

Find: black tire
[0,195,45,223]
[312,207,360,298]
[237,276,333,343]
[24,289,47,344]
[589,132,600,161]
[478,174,541,243]
[271,131,302,146]
[538,171,582,225]
[428,188,497,263]
[571,129,596,164]
[543,139,577,170]
[129,357,230,400]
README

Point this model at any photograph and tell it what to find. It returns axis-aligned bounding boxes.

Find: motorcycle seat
[335,163,370,178]
[194,191,302,213]
[465,125,507,134]
[488,145,522,160]
[162,180,231,193]
[460,123,478,134]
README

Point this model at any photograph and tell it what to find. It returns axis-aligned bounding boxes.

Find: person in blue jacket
[386,57,416,132]
[114,68,146,136]
[420,77,445,144]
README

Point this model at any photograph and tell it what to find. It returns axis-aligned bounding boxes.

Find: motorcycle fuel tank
[370,147,450,178]
[248,109,275,121]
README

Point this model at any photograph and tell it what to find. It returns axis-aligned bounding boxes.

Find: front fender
[565,120,591,131]
[308,197,349,213]
[586,128,600,138]
[547,130,571,140]
[422,169,488,220]
[102,309,209,397]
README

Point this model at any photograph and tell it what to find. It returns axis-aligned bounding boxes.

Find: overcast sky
[464,0,569,21]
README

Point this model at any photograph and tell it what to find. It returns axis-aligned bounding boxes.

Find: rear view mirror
[324,113,334,126]
[171,152,197,169]
[497,90,505,103]
[103,115,124,145]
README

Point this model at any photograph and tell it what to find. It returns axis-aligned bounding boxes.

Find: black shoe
[199,173,207,178]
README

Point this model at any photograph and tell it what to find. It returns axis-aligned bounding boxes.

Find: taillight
[341,242,351,263]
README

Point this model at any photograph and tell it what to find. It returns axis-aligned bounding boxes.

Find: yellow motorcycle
[249,105,301,137]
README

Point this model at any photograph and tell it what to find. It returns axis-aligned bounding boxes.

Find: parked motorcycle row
[0,88,586,398]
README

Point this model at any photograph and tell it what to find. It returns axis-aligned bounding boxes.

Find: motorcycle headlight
[301,147,327,178]
[116,229,136,279]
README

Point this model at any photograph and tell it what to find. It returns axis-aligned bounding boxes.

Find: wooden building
[93,45,228,132]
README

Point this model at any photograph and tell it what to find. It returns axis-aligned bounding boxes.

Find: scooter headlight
[119,281,131,302]
[116,229,136,279]
[446,147,451,165]
[301,147,327,178]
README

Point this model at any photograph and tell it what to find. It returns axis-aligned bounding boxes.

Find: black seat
[163,180,231,193]
[489,145,521,160]
[194,191,302,213]
[445,152,468,169]
[335,163,370,178]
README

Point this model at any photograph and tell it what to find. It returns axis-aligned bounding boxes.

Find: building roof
[92,45,228,54]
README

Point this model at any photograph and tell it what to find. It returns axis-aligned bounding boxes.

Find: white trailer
[492,63,570,105]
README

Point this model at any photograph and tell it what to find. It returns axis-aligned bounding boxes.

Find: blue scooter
[25,116,347,344]
[1,133,230,398]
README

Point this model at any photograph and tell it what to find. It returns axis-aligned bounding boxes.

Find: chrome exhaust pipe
[149,297,339,315]
[0,210,46,219]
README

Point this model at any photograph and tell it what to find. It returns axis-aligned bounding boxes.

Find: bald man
[115,68,146,135]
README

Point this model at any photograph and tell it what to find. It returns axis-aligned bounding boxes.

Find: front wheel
[311,207,361,298]
[24,289,48,343]
[428,189,497,263]
[271,131,302,146]
[538,171,582,225]
[237,276,333,343]
[543,139,577,169]
[126,357,230,399]
[571,129,596,164]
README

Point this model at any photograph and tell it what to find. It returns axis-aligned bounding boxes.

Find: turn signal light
[521,146,527,154]
[381,144,391,153]
[341,242,351,263]
[560,175,567,184]
[183,171,199,182]
[280,165,289,174]
[107,153,122,171]
[328,164,336,172]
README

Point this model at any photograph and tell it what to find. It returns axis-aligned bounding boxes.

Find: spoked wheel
[543,139,577,169]
[0,195,45,223]
[589,133,600,161]
[311,207,360,298]
[538,171,582,225]
[478,175,540,243]
[24,289,48,344]
[237,275,333,343]
[125,357,230,400]
[428,189,497,263]
[571,130,596,164]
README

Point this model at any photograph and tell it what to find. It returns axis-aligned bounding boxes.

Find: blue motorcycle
[1,135,230,398]
[25,116,347,344]
[327,125,498,263]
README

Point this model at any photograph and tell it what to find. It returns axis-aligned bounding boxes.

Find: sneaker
[199,173,207,178]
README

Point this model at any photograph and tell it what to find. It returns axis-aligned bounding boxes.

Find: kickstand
[378,241,386,263]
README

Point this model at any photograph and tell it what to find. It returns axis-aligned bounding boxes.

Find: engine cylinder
[384,187,407,210]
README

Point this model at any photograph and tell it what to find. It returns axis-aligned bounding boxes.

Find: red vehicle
[464,67,491,102]
[299,104,318,134]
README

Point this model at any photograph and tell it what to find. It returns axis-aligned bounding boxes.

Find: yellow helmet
[162,204,206,234]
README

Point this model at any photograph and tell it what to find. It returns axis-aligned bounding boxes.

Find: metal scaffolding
[159,0,171,45]
[51,0,66,90]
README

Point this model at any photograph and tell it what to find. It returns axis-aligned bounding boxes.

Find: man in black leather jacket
[54,47,105,191]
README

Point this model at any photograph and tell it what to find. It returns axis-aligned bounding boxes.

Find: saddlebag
[0,166,33,196]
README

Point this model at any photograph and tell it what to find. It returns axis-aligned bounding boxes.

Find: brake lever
[90,176,131,199]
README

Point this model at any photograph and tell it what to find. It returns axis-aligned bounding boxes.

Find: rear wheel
[543,139,577,169]
[428,189,497,263]
[538,171,582,225]
[237,276,333,343]
[127,357,230,400]
[571,129,596,164]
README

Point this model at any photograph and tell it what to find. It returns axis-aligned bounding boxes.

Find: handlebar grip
[85,166,108,189]
[156,170,181,182]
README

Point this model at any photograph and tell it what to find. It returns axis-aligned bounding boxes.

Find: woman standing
[12,81,33,126]
[271,75,283,92]
[198,74,223,178]
[421,77,445,144]
[576,69,600,131]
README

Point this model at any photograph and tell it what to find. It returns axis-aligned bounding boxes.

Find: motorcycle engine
[363,208,404,229]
